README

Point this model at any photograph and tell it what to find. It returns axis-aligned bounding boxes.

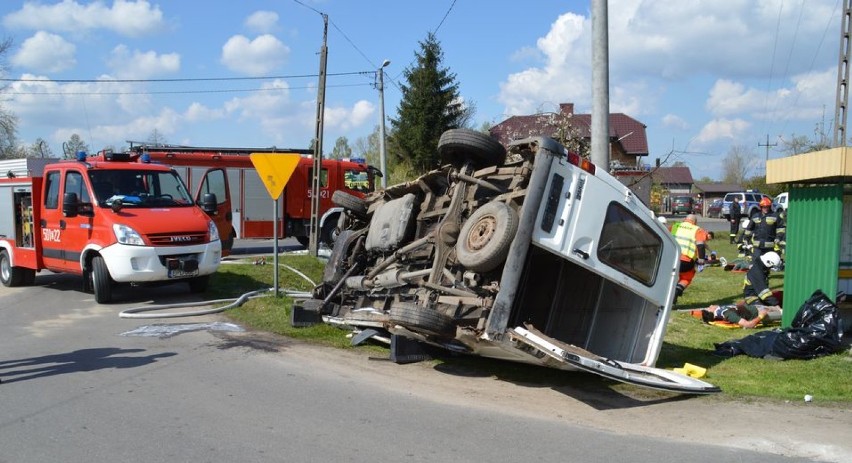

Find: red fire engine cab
[128,144,378,251]
[0,151,224,303]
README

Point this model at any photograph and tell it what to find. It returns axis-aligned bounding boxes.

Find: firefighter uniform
[743,258,779,306]
[671,216,709,302]
[743,208,785,262]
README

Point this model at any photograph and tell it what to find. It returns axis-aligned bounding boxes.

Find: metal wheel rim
[465,216,497,251]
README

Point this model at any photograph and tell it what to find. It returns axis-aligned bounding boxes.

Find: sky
[0,0,844,180]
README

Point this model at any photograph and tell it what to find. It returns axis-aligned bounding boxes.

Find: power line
[433,0,458,35]
[4,82,372,96]
[0,71,370,84]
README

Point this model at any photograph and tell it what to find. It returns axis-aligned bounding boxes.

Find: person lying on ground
[699,301,782,329]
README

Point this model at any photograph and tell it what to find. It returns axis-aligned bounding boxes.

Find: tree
[722,145,758,185]
[29,138,53,158]
[0,37,19,160]
[147,129,167,147]
[388,32,472,172]
[64,134,90,158]
[779,133,830,156]
[330,136,352,160]
[353,125,381,167]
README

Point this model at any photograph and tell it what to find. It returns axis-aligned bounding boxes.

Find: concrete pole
[309,14,328,257]
[378,60,390,188]
[591,0,611,169]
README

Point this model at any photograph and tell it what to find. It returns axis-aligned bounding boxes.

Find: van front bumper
[99,241,222,283]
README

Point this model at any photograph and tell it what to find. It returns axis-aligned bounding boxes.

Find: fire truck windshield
[89,170,194,208]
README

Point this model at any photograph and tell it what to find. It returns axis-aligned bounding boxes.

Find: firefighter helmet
[759,197,772,207]
[760,251,781,270]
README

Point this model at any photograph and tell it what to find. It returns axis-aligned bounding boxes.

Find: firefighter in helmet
[743,251,782,306]
[742,197,785,263]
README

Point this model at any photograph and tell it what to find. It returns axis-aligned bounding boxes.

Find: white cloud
[221,34,290,76]
[324,100,376,131]
[11,31,76,73]
[695,118,751,143]
[2,0,165,37]
[245,11,279,34]
[184,102,225,122]
[662,114,689,130]
[108,45,180,78]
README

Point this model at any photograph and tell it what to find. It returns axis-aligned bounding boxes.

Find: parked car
[671,195,694,215]
[774,192,788,211]
[692,197,704,215]
[706,198,723,218]
[291,129,718,394]
[721,190,773,219]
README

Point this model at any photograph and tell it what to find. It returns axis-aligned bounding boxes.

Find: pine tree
[389,32,470,172]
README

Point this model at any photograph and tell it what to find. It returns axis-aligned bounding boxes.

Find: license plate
[168,269,199,279]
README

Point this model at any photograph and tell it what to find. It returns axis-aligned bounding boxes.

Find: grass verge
[213,245,852,404]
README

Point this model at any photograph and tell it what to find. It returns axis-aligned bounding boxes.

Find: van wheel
[222,228,236,253]
[188,275,210,293]
[92,255,113,303]
[321,214,340,248]
[21,269,36,286]
[456,201,519,273]
[389,303,455,337]
[438,128,506,168]
[0,250,24,287]
[332,191,367,217]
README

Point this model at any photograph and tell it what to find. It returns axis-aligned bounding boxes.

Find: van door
[195,168,233,254]
[509,326,720,394]
[38,168,66,271]
[57,170,94,274]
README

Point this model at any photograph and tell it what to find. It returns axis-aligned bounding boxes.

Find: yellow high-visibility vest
[674,221,699,259]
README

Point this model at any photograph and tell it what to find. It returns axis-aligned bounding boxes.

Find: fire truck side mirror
[62,192,80,218]
[201,193,218,215]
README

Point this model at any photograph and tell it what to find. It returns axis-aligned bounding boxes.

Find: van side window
[64,171,91,204]
[597,202,662,286]
[198,169,227,205]
[44,170,61,209]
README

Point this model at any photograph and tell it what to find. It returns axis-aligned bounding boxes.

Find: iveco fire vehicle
[127,144,378,252]
[0,151,224,303]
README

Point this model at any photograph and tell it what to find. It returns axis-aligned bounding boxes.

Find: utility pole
[591,0,610,168]
[758,134,777,161]
[377,59,390,189]
[309,14,328,257]
[835,0,851,147]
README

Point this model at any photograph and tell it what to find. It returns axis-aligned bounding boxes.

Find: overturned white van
[293,129,719,394]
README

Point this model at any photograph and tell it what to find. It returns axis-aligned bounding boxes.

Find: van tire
[92,255,113,303]
[321,214,340,248]
[389,303,455,337]
[438,128,506,168]
[332,191,367,217]
[0,250,24,287]
[456,201,519,273]
[188,275,210,293]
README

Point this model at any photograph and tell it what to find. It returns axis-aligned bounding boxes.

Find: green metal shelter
[766,148,851,327]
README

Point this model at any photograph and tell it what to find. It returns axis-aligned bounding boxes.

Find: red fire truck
[128,144,378,251]
[0,152,225,303]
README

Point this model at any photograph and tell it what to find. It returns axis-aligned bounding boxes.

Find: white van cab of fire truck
[0,150,223,303]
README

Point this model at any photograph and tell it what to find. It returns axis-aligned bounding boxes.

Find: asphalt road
[1,267,843,462]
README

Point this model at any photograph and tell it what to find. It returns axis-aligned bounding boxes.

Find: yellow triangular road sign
[249,153,302,199]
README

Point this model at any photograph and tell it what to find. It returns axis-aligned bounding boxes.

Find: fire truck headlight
[113,224,145,246]
[207,220,220,242]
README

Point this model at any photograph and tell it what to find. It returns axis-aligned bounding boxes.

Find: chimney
[559,103,574,116]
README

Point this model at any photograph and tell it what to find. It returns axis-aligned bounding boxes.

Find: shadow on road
[0,347,176,384]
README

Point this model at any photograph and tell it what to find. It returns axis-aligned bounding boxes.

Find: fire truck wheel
[389,303,455,338]
[0,249,24,287]
[456,201,519,273]
[21,269,36,286]
[332,191,367,218]
[296,236,310,248]
[92,255,113,303]
[188,275,210,293]
[438,128,506,168]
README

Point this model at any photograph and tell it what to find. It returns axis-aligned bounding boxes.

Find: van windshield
[89,170,194,208]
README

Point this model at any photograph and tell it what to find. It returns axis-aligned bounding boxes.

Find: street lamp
[378,59,390,188]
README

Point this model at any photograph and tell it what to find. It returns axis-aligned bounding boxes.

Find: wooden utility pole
[835,0,851,147]
[758,134,777,161]
[309,14,328,257]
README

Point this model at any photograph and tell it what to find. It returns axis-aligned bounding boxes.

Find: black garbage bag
[712,290,845,359]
